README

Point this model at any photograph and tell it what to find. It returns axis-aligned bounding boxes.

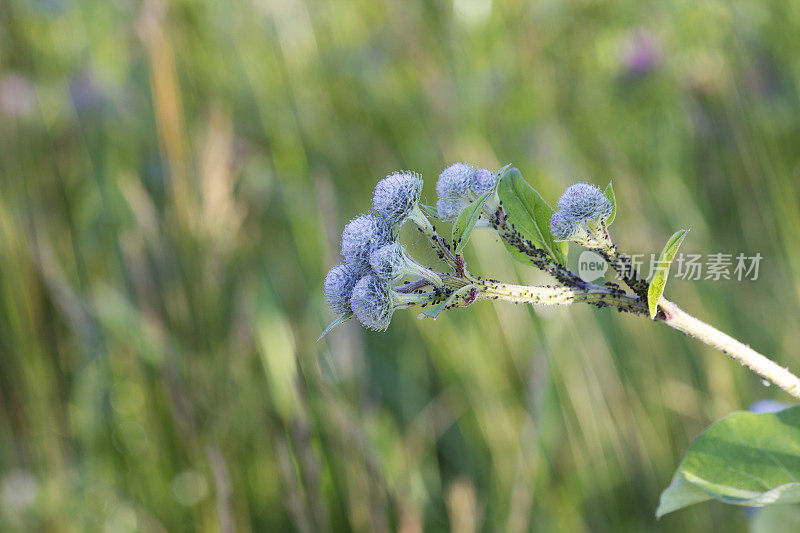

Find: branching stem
[468,279,800,401]
[403,204,800,401]
[597,243,650,299]
[475,279,646,314]
[488,207,585,287]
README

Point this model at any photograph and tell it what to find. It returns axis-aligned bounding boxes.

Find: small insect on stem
[322,163,800,404]
[455,254,466,277]
[462,287,478,306]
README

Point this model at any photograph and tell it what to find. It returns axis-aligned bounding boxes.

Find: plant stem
[475,279,647,314]
[400,249,443,288]
[395,278,432,294]
[472,278,800,400]
[597,243,650,299]
[412,208,800,399]
[414,225,458,269]
[657,299,800,400]
[397,274,470,294]
[392,288,441,308]
[488,207,585,287]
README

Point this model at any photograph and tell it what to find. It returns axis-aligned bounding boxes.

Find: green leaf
[418,203,439,218]
[604,181,616,226]
[498,240,540,269]
[496,167,568,265]
[647,229,689,318]
[496,163,513,176]
[656,470,714,517]
[418,285,473,320]
[452,191,492,254]
[317,312,353,341]
[656,405,800,518]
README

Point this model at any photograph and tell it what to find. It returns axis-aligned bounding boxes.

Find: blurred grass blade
[751,504,800,533]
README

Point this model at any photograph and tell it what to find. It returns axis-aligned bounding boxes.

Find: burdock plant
[350,273,432,331]
[323,262,368,314]
[340,212,392,267]
[372,171,433,233]
[369,242,443,288]
[550,182,613,246]
[321,164,800,520]
[435,163,497,221]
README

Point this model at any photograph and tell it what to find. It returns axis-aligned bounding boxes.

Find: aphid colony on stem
[323,162,800,523]
[323,164,635,332]
[321,161,800,403]
[324,162,619,332]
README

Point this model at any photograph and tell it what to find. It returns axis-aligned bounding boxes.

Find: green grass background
[2,0,800,531]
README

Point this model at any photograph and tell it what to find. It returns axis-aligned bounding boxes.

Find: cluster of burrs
[324,164,497,331]
[324,163,635,333]
[549,183,614,248]
[324,171,442,331]
[435,162,498,220]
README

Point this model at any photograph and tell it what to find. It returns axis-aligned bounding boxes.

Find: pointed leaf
[657,405,800,518]
[419,203,439,218]
[656,470,713,518]
[452,191,492,254]
[498,240,543,270]
[418,285,473,320]
[317,312,353,341]
[647,229,689,318]
[604,181,616,226]
[496,167,568,265]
